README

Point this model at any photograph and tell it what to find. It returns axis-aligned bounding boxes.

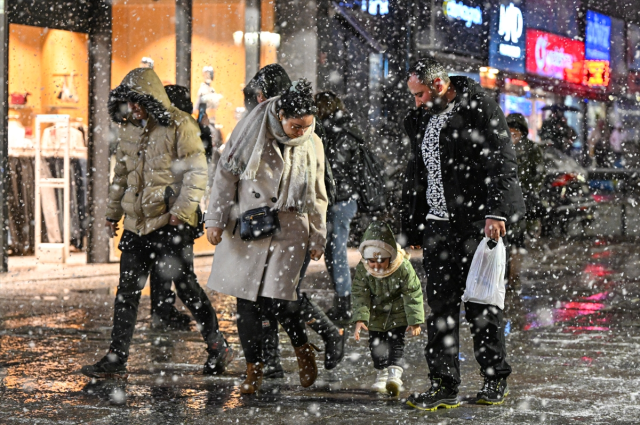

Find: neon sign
[338,1,389,16]
[526,30,585,84]
[362,0,389,16]
[585,11,611,61]
[497,2,523,58]
[443,0,483,28]
[583,60,610,87]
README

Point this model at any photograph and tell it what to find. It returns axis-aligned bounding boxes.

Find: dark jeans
[150,266,179,317]
[369,326,406,370]
[238,296,308,364]
[422,220,512,387]
[110,227,221,360]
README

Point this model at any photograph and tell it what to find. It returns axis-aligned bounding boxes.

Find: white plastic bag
[462,237,507,310]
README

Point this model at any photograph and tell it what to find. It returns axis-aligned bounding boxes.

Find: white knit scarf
[220,97,317,213]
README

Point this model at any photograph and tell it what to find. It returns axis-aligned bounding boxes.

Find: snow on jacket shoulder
[105,68,207,235]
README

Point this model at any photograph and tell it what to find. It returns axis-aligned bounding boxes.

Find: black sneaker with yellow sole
[406,378,460,411]
[476,377,509,405]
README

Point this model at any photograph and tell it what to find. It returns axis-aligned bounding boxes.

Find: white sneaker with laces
[386,365,404,397]
[371,368,389,393]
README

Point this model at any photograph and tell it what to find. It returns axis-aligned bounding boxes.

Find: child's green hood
[358,221,398,262]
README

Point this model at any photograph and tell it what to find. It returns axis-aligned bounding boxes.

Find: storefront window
[192,0,245,142]
[7,25,90,256]
[191,0,278,141]
[112,0,177,86]
[8,25,89,130]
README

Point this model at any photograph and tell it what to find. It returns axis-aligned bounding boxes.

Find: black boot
[81,352,128,379]
[262,318,284,379]
[204,333,234,375]
[406,378,460,411]
[151,306,192,331]
[476,376,509,405]
[300,293,345,370]
[326,296,352,324]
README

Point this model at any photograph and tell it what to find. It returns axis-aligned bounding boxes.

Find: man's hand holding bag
[462,237,507,310]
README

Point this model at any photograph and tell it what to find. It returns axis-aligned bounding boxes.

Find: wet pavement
[1,238,640,424]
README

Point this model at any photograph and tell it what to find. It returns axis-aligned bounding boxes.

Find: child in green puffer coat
[352,222,424,397]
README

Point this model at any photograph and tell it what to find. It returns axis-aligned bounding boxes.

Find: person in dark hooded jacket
[506,113,544,291]
[402,58,524,411]
[243,63,292,115]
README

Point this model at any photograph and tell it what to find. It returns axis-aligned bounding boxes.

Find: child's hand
[406,324,422,337]
[354,321,368,342]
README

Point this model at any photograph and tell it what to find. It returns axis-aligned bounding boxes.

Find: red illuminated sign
[583,60,610,87]
[526,30,585,84]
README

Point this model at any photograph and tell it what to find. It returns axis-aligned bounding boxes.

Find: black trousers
[422,220,511,387]
[369,327,406,370]
[238,297,308,364]
[150,266,179,317]
[261,250,311,359]
[110,227,222,360]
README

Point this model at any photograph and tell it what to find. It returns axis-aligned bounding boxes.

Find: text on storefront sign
[443,0,483,28]
[497,2,523,58]
[526,30,584,84]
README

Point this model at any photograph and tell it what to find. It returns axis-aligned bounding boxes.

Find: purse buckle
[247,212,266,221]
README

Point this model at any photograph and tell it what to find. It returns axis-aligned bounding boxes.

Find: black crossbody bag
[236,206,281,241]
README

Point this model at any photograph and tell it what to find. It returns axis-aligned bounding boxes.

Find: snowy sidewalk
[2,247,392,285]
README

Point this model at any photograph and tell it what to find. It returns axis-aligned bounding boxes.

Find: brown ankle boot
[294,343,320,388]
[240,362,264,395]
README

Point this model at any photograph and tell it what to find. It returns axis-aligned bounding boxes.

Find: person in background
[80,68,233,380]
[243,64,293,115]
[140,84,221,331]
[315,91,364,323]
[539,107,577,157]
[351,222,424,397]
[506,113,544,291]
[609,124,624,167]
[589,118,612,168]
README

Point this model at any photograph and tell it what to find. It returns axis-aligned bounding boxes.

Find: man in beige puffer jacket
[81,68,233,379]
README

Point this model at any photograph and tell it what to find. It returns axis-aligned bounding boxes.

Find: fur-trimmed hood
[358,221,398,262]
[108,68,173,126]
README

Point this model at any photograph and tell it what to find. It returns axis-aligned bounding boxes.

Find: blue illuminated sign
[501,94,532,116]
[586,10,611,61]
[443,0,483,28]
[338,0,389,16]
[489,1,526,73]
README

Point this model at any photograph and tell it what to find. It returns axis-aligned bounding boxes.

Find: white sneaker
[386,365,403,397]
[371,368,389,393]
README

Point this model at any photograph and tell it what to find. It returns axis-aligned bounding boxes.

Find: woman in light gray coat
[206,80,327,395]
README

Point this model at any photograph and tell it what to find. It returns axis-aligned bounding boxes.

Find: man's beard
[422,88,449,114]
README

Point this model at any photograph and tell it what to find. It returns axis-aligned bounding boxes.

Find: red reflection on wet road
[582,292,609,302]
[561,302,605,311]
[583,264,613,278]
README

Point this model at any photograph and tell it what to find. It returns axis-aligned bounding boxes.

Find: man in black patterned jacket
[401,58,525,411]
